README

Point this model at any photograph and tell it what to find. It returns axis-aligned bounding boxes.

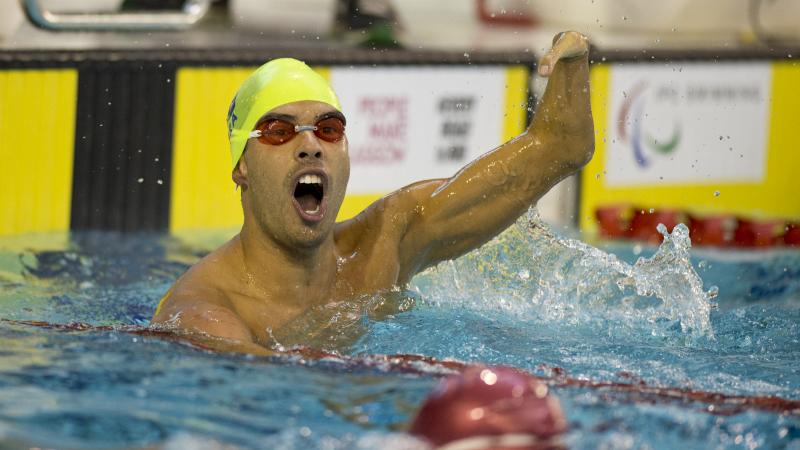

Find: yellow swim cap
[226,58,341,169]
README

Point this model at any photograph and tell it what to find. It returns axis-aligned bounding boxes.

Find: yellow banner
[0,69,77,235]
[580,62,800,234]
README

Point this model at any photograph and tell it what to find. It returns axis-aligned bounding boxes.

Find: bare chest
[231,239,402,345]
[332,242,403,299]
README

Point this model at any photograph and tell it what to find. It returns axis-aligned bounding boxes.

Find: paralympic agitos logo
[617,81,682,168]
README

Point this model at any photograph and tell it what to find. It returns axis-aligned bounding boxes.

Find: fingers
[537,31,589,77]
[537,46,559,77]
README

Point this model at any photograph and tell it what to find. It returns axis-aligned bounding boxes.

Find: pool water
[0,210,798,449]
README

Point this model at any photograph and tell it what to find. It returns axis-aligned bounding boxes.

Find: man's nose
[294,129,323,161]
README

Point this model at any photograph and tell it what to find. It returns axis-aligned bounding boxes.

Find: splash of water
[411,208,717,338]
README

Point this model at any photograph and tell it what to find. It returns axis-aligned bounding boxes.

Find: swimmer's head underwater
[151,31,595,356]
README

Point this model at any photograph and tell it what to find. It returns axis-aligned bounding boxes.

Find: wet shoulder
[152,237,242,321]
[334,195,405,255]
[334,179,445,254]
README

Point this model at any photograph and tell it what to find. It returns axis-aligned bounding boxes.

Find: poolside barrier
[595,205,800,248]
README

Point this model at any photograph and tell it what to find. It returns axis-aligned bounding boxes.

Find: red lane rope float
[786,223,800,246]
[4,319,799,416]
[628,209,687,244]
[733,218,786,247]
[595,205,634,239]
[595,205,800,248]
[689,215,738,247]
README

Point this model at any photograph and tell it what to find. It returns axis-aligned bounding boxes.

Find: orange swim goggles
[249,115,346,146]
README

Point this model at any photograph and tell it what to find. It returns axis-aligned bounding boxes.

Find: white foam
[411,208,717,338]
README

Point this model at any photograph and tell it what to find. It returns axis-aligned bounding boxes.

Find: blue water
[0,212,798,449]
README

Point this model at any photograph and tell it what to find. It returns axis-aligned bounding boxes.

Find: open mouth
[292,172,327,222]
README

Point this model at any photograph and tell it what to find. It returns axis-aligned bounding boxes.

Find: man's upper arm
[388,150,555,280]
[153,295,276,356]
[372,179,450,281]
[152,290,255,344]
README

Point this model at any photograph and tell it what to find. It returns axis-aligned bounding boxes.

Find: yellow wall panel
[170,67,250,231]
[0,69,77,235]
[580,62,800,234]
[337,193,383,221]
[580,65,612,234]
[764,61,800,217]
[502,66,529,143]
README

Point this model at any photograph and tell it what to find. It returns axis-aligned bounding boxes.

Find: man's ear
[232,156,248,189]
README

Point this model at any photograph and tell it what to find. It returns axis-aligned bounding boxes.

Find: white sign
[330,67,510,194]
[606,62,771,186]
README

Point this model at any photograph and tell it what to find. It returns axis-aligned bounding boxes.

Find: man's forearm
[473,52,594,208]
[529,53,594,170]
[423,52,595,221]
[399,33,595,270]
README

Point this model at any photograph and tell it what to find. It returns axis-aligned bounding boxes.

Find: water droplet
[157,179,163,185]
[137,178,144,183]
[713,190,720,197]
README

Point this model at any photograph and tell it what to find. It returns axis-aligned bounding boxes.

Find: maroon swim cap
[410,366,567,449]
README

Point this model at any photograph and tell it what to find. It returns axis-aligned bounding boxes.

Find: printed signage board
[606,62,771,186]
[330,67,512,194]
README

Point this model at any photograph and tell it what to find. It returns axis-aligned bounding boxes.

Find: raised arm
[393,31,594,280]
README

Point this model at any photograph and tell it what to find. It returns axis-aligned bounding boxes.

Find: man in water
[152,31,594,355]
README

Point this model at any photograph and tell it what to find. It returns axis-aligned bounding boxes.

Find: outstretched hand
[537,31,590,77]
